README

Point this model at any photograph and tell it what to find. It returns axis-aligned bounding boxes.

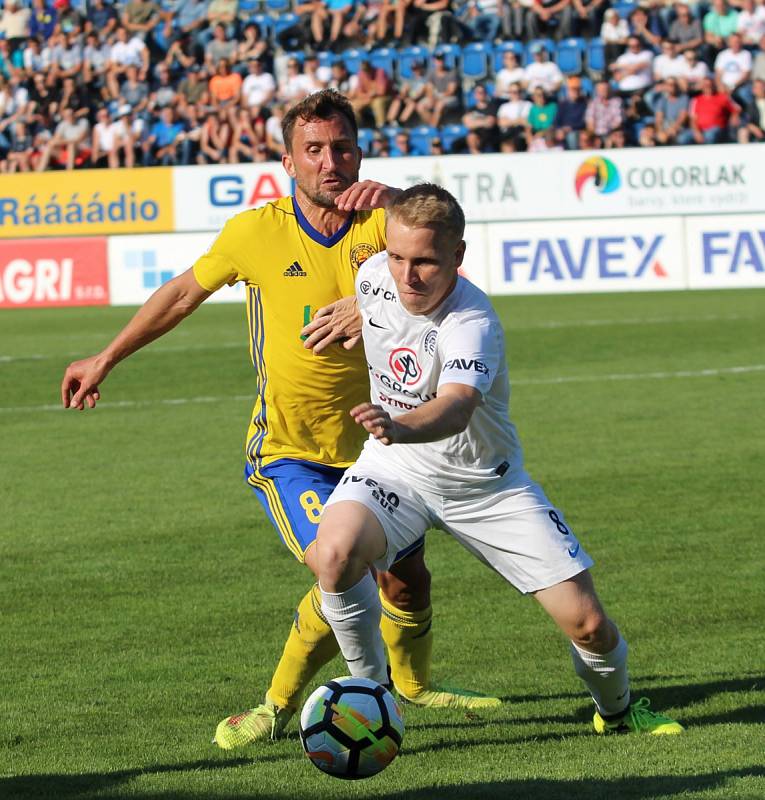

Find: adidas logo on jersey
[283,261,307,277]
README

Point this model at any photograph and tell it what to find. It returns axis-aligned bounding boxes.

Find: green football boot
[594,697,684,735]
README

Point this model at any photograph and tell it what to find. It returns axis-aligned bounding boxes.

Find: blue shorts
[245,458,424,565]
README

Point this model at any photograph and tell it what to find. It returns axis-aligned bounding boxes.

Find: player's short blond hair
[386,184,465,247]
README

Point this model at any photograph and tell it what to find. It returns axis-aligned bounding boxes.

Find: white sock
[320,572,388,685]
[570,633,630,717]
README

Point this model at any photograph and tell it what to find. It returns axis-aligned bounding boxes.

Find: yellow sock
[379,591,433,699]
[268,584,340,711]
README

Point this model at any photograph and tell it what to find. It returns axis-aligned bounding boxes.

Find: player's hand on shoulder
[61,354,110,410]
[335,181,401,211]
[350,402,397,445]
[302,296,362,354]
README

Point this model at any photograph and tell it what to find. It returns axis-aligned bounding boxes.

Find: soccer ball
[299,676,404,780]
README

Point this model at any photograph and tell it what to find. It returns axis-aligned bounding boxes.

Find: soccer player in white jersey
[314,183,684,736]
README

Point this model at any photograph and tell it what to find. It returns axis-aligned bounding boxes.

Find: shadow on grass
[0,756,285,800]
[3,765,763,800]
[3,675,763,799]
[410,673,765,733]
[375,767,765,800]
[495,672,764,707]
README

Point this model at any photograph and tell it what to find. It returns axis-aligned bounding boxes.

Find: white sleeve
[436,316,500,396]
[355,251,386,297]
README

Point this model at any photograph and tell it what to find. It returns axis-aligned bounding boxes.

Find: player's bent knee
[316,502,387,590]
[570,610,613,650]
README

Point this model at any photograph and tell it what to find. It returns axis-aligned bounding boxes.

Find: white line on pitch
[516,364,765,385]
[0,314,758,364]
[1,365,764,414]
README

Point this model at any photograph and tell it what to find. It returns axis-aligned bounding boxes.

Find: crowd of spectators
[0,0,764,171]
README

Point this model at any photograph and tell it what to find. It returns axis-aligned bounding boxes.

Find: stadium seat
[249,13,273,39]
[433,43,462,70]
[239,0,261,19]
[408,125,439,156]
[461,42,491,81]
[464,82,494,109]
[273,13,300,44]
[282,50,305,65]
[439,123,468,152]
[342,47,366,75]
[369,47,398,78]
[317,51,338,70]
[580,75,593,96]
[398,45,430,79]
[613,1,637,18]
[265,0,289,11]
[587,38,605,76]
[556,37,586,75]
[525,38,556,66]
[493,40,524,72]
[357,128,375,155]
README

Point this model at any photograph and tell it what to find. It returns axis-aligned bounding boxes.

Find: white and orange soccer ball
[299,676,404,780]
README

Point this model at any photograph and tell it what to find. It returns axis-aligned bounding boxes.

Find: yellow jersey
[192,196,386,469]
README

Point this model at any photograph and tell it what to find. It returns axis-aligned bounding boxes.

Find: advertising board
[361,143,765,224]
[685,214,765,289]
[173,163,293,231]
[486,216,686,295]
[0,168,173,238]
[107,232,245,305]
[0,237,109,308]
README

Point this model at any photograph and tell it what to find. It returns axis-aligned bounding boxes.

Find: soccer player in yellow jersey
[61,90,499,749]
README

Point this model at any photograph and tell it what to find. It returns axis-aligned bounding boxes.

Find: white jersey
[356,251,523,497]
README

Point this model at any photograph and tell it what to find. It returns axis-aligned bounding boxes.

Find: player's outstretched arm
[61,268,212,410]
[351,383,481,446]
[334,180,402,211]
[301,296,362,354]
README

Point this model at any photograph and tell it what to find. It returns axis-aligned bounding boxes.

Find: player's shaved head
[386,184,465,249]
[282,89,358,154]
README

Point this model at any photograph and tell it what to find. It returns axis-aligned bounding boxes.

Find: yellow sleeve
[192,213,252,292]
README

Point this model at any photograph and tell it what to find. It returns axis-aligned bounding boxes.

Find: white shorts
[325,455,594,594]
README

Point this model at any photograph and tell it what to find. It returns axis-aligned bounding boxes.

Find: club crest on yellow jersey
[350,242,376,271]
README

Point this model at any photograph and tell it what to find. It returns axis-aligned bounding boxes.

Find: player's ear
[454,239,466,269]
[282,150,296,178]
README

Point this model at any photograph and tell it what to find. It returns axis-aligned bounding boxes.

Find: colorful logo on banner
[574,157,621,199]
[124,249,174,290]
[0,168,174,238]
[0,238,109,308]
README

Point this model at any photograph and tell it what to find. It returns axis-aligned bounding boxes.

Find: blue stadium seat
[342,48,366,75]
[408,125,440,156]
[492,40,524,72]
[525,39,556,66]
[464,82,494,109]
[317,51,338,69]
[613,1,637,18]
[439,123,468,152]
[461,42,491,81]
[580,75,593,96]
[382,125,402,145]
[556,37,585,75]
[587,38,605,75]
[433,43,462,70]
[357,128,375,155]
[239,0,261,18]
[398,46,430,79]
[273,14,300,42]
[369,47,398,78]
[249,13,273,38]
[265,0,289,11]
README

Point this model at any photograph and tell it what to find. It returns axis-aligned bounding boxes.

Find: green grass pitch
[1,288,764,800]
